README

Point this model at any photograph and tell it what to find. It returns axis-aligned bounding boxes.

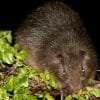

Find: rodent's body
[15,2,97,94]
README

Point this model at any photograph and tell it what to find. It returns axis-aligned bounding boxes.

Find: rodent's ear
[52,54,63,64]
[79,50,90,62]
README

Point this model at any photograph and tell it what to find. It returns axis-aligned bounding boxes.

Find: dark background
[0,0,100,66]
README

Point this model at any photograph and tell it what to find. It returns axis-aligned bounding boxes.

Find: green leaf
[14,44,21,51]
[14,76,28,90]
[86,87,100,97]
[44,93,55,100]
[15,60,23,66]
[2,52,14,64]
[0,30,10,37]
[40,71,50,81]
[26,95,37,100]
[16,49,28,61]
[65,95,72,100]
[6,31,12,43]
[0,30,12,43]
[14,87,29,94]
[28,67,39,78]
[12,94,24,100]
[0,88,9,100]
[49,75,59,89]
[0,38,5,51]
[17,67,29,77]
[5,75,14,92]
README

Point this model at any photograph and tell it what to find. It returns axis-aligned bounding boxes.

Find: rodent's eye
[57,54,63,59]
[57,54,63,61]
[81,66,85,76]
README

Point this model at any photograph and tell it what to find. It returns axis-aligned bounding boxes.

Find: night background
[0,0,100,71]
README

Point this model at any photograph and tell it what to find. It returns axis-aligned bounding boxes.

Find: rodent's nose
[62,84,81,95]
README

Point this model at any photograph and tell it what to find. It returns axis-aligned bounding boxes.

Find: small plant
[0,30,60,100]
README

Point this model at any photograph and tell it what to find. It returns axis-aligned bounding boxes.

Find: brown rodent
[15,2,97,94]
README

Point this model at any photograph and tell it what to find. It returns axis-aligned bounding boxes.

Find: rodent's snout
[61,74,82,94]
[62,84,81,95]
[62,83,81,95]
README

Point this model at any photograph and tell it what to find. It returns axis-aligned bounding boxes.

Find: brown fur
[15,2,97,94]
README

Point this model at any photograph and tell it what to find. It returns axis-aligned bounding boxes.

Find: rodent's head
[21,31,97,94]
[38,43,97,94]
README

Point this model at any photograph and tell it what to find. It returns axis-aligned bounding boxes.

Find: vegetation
[0,31,100,100]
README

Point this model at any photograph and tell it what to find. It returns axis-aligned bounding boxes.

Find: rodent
[15,1,97,94]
